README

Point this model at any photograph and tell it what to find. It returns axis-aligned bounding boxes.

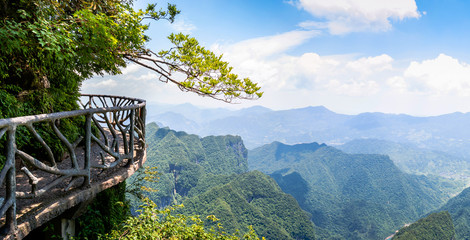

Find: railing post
[126,109,135,168]
[142,106,146,138]
[83,114,92,187]
[130,109,135,157]
[6,127,17,235]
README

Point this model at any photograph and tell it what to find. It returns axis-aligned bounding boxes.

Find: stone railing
[0,94,146,238]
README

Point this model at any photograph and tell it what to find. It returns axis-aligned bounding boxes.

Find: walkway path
[9,142,146,239]
[0,95,147,239]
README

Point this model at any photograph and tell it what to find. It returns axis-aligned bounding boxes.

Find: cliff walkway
[0,94,146,239]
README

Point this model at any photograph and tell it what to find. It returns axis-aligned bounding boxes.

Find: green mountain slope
[391,211,455,240]
[249,141,449,240]
[139,123,248,206]
[130,123,316,239]
[181,171,316,240]
[147,123,248,175]
[438,186,470,239]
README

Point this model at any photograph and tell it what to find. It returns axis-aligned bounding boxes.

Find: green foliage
[0,1,171,84]
[392,211,455,240]
[180,171,316,240]
[249,142,450,240]
[438,186,470,239]
[104,198,263,240]
[74,182,130,239]
[126,166,160,202]
[0,0,118,165]
[74,164,262,240]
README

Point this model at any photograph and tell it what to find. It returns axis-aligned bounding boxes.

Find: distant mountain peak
[270,141,326,148]
[295,105,331,113]
[242,105,272,111]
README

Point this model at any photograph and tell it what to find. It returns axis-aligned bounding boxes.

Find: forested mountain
[148,103,470,161]
[248,142,450,240]
[438,186,470,239]
[181,171,316,240]
[391,211,455,240]
[338,138,470,182]
[130,123,316,239]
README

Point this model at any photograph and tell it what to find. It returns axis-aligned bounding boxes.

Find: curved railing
[0,94,146,238]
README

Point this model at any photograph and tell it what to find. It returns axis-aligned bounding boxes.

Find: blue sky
[82,0,470,116]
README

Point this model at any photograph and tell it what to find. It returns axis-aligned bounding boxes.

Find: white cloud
[295,0,421,34]
[171,18,197,34]
[387,76,407,92]
[327,79,379,96]
[297,53,341,76]
[346,54,393,76]
[120,64,141,75]
[298,21,329,30]
[206,31,470,115]
[83,79,117,89]
[213,30,320,60]
[404,54,470,96]
[134,72,159,81]
[213,31,394,97]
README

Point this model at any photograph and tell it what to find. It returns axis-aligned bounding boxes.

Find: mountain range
[147,103,470,162]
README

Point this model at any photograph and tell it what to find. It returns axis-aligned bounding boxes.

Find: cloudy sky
[82,0,470,116]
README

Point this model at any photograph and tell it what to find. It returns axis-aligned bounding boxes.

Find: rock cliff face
[131,123,249,207]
